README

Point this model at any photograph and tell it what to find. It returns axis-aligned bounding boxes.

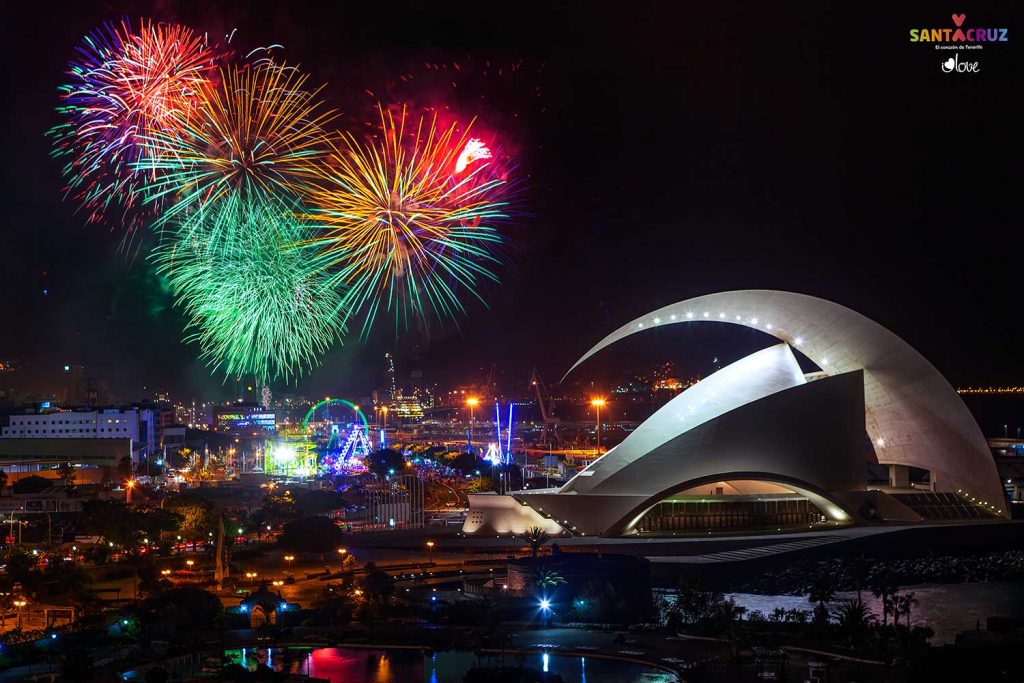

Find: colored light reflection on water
[227,647,417,682]
[428,650,676,683]
[225,647,677,682]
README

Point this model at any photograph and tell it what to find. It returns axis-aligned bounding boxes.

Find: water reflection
[225,647,676,682]
[427,651,676,683]
[723,581,1024,644]
[228,647,415,681]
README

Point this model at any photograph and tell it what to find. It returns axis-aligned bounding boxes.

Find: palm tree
[807,575,836,625]
[846,555,870,602]
[895,592,918,632]
[533,568,566,590]
[832,598,875,646]
[869,570,900,627]
[518,526,550,558]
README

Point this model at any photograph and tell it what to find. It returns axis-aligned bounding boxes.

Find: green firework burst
[153,190,346,383]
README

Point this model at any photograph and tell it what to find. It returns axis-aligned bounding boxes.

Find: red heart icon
[952,13,966,27]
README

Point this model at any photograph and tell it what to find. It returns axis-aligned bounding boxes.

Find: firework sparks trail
[49,18,223,231]
[138,60,335,227]
[50,20,526,379]
[455,138,492,173]
[138,56,340,382]
[153,189,346,383]
[301,104,513,337]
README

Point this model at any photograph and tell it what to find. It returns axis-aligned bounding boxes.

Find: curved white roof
[564,344,805,493]
[565,290,1006,516]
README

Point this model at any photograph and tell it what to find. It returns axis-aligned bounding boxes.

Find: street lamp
[381,406,389,447]
[284,554,295,569]
[590,398,606,453]
[245,571,258,587]
[186,559,195,572]
[539,597,552,623]
[426,540,435,564]
[13,599,26,630]
[125,478,135,504]
[466,397,479,452]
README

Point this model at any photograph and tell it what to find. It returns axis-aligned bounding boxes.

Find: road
[424,479,467,511]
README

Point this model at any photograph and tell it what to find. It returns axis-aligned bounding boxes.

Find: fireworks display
[303,105,511,336]
[50,17,518,381]
[49,18,221,230]
[139,61,335,226]
[153,191,346,382]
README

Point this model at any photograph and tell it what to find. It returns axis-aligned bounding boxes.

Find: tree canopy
[165,495,218,543]
[365,448,407,479]
[83,500,181,551]
[359,562,395,605]
[142,587,224,639]
[278,516,345,555]
[447,451,484,475]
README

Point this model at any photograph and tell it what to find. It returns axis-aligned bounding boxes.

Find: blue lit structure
[330,423,373,473]
[506,403,515,458]
[494,402,503,462]
[484,402,515,466]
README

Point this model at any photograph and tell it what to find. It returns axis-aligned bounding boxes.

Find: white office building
[1,407,158,460]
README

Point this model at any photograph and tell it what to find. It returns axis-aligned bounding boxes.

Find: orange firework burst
[140,60,336,225]
[302,104,512,336]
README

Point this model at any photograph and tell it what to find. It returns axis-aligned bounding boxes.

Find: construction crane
[530,368,561,443]
[483,362,497,396]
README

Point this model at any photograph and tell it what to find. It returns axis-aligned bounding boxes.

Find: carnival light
[273,446,297,462]
[484,443,503,465]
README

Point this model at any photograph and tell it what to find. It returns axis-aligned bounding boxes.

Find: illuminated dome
[464,290,1006,537]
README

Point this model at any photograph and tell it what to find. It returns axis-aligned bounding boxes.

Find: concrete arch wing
[564,290,1006,516]
[613,471,857,536]
[519,369,868,536]
[563,343,807,494]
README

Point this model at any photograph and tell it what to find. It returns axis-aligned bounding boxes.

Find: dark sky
[0,1,1020,404]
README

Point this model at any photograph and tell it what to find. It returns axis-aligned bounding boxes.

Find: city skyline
[0,5,1020,680]
[1,1,1020,400]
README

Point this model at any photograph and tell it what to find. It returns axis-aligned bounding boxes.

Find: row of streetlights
[369,393,610,455]
[464,396,608,452]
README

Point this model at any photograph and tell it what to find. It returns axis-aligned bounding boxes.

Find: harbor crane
[530,368,561,443]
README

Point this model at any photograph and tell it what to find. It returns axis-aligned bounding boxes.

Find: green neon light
[302,398,368,430]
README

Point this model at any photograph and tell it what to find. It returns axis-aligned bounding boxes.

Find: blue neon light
[506,403,514,462]
[494,402,502,462]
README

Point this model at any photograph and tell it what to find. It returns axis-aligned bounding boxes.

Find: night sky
[0,1,1021,404]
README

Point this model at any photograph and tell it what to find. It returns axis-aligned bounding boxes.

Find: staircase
[889,491,999,520]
